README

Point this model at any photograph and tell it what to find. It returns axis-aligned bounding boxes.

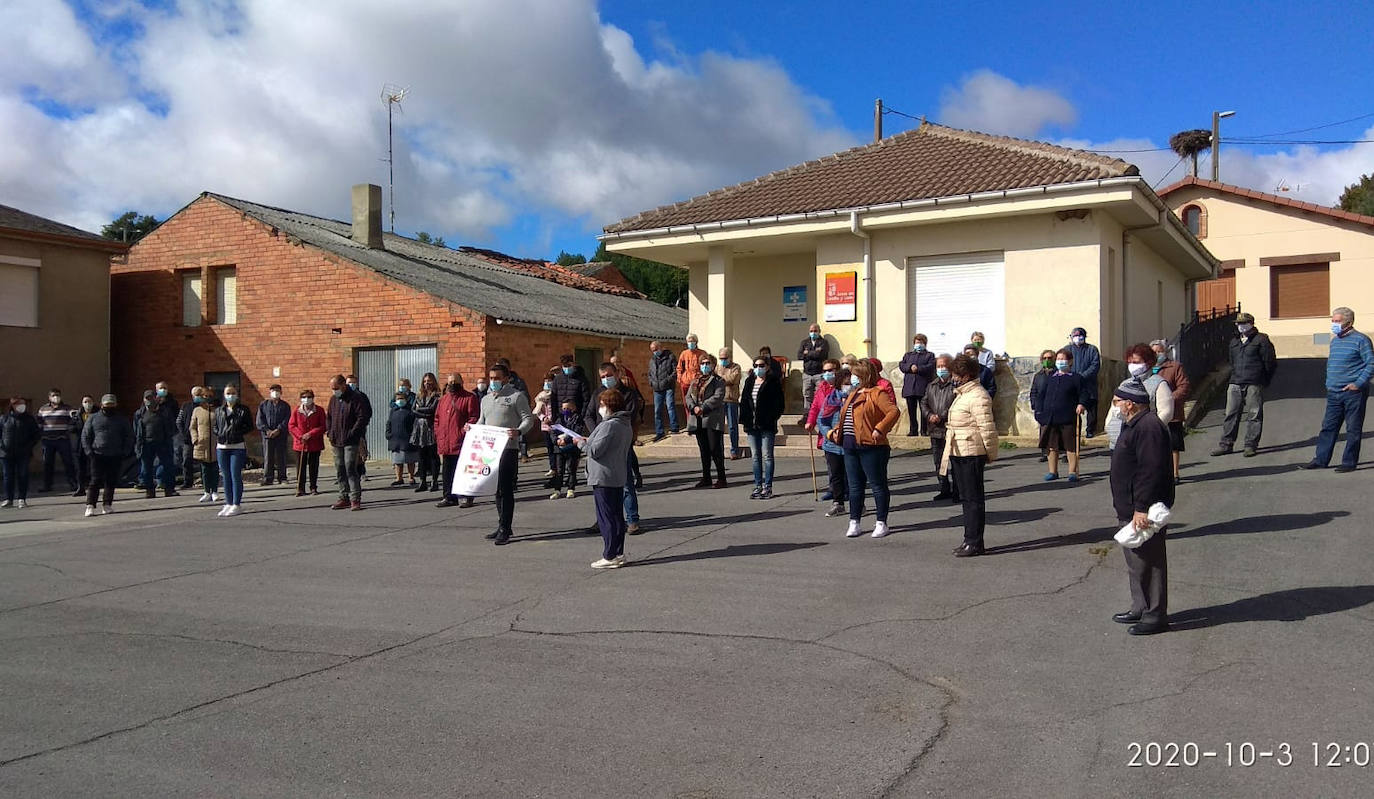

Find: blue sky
[3,0,1371,261]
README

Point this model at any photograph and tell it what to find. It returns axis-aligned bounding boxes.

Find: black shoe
[72,488,86,497]
[414,482,429,492]
[1127,622,1168,636]
[1037,454,1047,463]
[459,498,474,508]
[429,484,441,492]
[932,491,952,501]
[693,479,711,489]
[750,486,762,499]
[954,543,983,558]
[484,529,501,540]
[1300,461,1323,470]
[1112,611,1142,624]
[652,434,666,443]
[164,489,180,498]
[145,489,156,499]
[390,479,405,487]
[1335,464,1356,473]
[493,530,511,546]
[436,497,459,508]
[760,486,772,499]
[584,524,601,536]
[670,429,683,435]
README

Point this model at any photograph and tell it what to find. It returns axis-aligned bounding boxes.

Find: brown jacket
[1156,360,1191,406]
[717,363,743,403]
[830,386,900,446]
[189,404,217,461]
[940,381,998,475]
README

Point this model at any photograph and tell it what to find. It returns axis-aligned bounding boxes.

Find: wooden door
[1196,270,1236,314]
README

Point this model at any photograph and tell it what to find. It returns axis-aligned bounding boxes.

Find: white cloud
[938,70,1077,138]
[0,0,855,249]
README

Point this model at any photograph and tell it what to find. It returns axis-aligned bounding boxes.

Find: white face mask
[50,395,61,404]
[1237,323,1254,335]
[1127,362,1149,377]
[14,404,26,414]
[598,406,611,420]
[301,398,314,408]
[269,391,280,400]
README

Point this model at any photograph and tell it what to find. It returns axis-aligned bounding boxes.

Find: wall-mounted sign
[824,271,857,322]
[782,285,807,322]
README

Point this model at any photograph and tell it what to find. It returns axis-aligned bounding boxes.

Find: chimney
[351,183,383,249]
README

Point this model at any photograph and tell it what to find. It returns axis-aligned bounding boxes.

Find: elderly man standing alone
[1303,307,1374,473]
[1109,378,1175,636]
[1212,311,1277,458]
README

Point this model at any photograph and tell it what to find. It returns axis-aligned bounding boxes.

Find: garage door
[906,253,1006,358]
[356,345,438,460]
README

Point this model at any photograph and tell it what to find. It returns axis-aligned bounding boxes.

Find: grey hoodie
[477,384,536,450]
[582,410,634,488]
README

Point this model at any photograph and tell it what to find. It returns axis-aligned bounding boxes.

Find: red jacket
[435,389,479,456]
[289,405,327,452]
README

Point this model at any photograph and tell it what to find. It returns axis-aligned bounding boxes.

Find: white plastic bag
[1114,502,1172,548]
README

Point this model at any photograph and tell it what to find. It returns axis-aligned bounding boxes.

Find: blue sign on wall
[783,285,807,322]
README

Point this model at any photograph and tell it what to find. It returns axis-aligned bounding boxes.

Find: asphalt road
[1,358,1370,798]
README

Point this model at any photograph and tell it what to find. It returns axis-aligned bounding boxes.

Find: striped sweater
[1327,329,1374,391]
[37,402,78,439]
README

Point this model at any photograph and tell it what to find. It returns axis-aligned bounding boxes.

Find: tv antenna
[381,84,409,233]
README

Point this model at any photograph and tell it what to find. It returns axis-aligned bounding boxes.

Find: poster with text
[451,424,509,497]
[824,271,857,322]
[782,285,807,322]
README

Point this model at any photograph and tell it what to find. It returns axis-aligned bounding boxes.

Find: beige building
[0,204,126,411]
[1159,176,1374,357]
[601,122,1217,430]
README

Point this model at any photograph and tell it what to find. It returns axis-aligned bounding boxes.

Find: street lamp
[1212,110,1235,182]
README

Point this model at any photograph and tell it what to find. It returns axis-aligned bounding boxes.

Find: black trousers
[494,449,519,532]
[1122,523,1168,625]
[824,450,846,504]
[86,454,121,507]
[1082,401,1099,437]
[417,445,439,484]
[931,437,952,495]
[441,454,460,499]
[695,429,725,481]
[182,444,197,488]
[555,451,581,490]
[904,395,926,436]
[595,485,627,560]
[948,455,987,548]
[296,450,320,492]
[263,435,289,482]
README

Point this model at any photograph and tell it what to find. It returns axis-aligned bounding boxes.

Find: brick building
[111,184,685,460]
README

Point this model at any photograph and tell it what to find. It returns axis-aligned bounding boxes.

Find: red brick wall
[588,264,639,294]
[484,324,653,394]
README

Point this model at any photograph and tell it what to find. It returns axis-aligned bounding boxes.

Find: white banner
[451,424,510,497]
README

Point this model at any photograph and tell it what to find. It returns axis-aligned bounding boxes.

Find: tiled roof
[604,122,1138,234]
[205,193,686,341]
[455,249,637,296]
[0,202,126,249]
[1158,176,1374,230]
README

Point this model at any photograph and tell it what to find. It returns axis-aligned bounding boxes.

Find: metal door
[355,346,438,461]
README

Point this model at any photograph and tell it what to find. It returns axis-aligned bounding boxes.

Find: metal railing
[1175,303,1240,381]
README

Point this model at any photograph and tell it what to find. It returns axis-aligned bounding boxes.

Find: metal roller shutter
[356,345,438,460]
[1270,264,1329,319]
[906,252,1005,358]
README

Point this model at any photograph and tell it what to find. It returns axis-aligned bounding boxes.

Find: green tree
[1338,173,1374,217]
[416,231,446,247]
[592,241,688,307]
[101,211,159,243]
[555,250,587,266]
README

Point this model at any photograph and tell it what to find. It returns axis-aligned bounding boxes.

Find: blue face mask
[224,394,237,405]
[720,358,730,366]
[1055,360,1069,371]
[849,375,861,388]
[809,332,819,340]
[1151,366,1161,374]
[488,380,504,392]
[193,396,203,404]
[601,376,617,389]
[687,342,698,351]
[753,366,767,378]
[935,368,950,379]
[156,388,167,398]
[914,343,925,352]
[822,370,835,381]
[561,366,573,375]
[543,382,552,391]
[1332,322,1345,336]
[394,399,406,408]
[700,363,713,374]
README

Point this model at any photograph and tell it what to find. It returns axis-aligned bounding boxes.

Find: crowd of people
[3,308,1370,632]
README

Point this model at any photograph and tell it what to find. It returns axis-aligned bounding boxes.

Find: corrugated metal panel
[906,253,1005,357]
[356,348,394,460]
[396,345,438,391]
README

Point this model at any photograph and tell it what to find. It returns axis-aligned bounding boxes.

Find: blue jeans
[140,441,175,491]
[217,447,247,505]
[653,389,679,436]
[1314,388,1368,468]
[843,445,891,523]
[725,402,740,455]
[749,430,775,487]
[623,451,640,523]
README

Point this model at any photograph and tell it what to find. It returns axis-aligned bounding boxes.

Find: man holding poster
[468,363,535,545]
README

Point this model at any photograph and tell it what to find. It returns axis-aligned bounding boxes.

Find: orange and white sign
[824,271,856,322]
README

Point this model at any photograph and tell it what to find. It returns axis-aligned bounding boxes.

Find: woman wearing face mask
[921,355,958,501]
[716,348,744,460]
[1,397,41,509]
[533,370,558,482]
[73,395,97,496]
[1029,349,1056,463]
[386,391,419,486]
[684,353,728,488]
[1106,345,1174,450]
[741,355,785,499]
[828,360,900,538]
[1037,350,1088,482]
[212,385,254,517]
[80,394,134,516]
[940,354,998,556]
[807,362,850,517]
[899,334,937,436]
[289,389,325,496]
[188,386,220,505]
[579,389,635,569]
[410,373,441,492]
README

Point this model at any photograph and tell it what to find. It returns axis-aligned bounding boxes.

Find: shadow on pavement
[1169,510,1350,540]
[983,524,1117,555]
[1177,462,1306,484]
[1171,585,1374,630]
[631,541,826,567]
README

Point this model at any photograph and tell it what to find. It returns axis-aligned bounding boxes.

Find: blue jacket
[1327,328,1374,391]
[979,365,996,399]
[898,349,937,398]
[1034,372,1088,426]
[1067,342,1101,399]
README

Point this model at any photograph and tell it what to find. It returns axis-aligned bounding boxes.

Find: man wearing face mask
[175,387,199,492]
[345,374,371,480]
[81,394,134,516]
[899,334,937,437]
[647,340,681,441]
[1151,340,1191,484]
[473,363,536,545]
[36,387,79,495]
[1212,312,1277,458]
[435,373,479,508]
[1303,306,1374,473]
[134,388,179,498]
[1066,328,1101,436]
[677,334,707,400]
[256,383,292,486]
[798,324,830,424]
[549,354,590,437]
[716,348,743,460]
[326,375,372,511]
[1108,378,1174,636]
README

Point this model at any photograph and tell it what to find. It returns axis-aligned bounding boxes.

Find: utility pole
[1211,110,1235,182]
[874,98,883,142]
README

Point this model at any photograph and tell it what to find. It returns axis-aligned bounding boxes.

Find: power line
[1153,155,1186,188]
[1233,111,1374,140]
[880,105,925,123]
[1226,138,1374,145]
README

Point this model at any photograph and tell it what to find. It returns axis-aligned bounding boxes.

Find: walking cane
[808,428,819,501]
[1076,410,1083,464]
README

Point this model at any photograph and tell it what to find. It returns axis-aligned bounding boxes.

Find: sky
[3,0,1372,261]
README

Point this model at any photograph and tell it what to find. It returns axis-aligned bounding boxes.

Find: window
[575,347,604,383]
[0,262,39,327]
[1180,204,1207,238]
[1270,263,1330,319]
[182,271,203,327]
[213,267,237,325]
[203,371,241,397]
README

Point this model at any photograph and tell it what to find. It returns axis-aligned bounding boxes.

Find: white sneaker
[0,500,10,508]
[198,492,213,503]
[565,488,575,499]
[84,505,97,517]
[217,505,231,517]
[871,521,891,538]
[224,505,241,517]
[590,557,623,569]
[845,520,862,538]
[101,505,112,515]
[550,491,561,500]
[210,493,220,503]
[16,499,27,509]
[544,469,556,478]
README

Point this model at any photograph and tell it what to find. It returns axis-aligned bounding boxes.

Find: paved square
[1,361,1370,797]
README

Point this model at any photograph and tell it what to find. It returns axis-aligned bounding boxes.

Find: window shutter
[1270,264,1329,319]
[182,272,202,327]
[215,268,237,325]
[906,253,1006,357]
